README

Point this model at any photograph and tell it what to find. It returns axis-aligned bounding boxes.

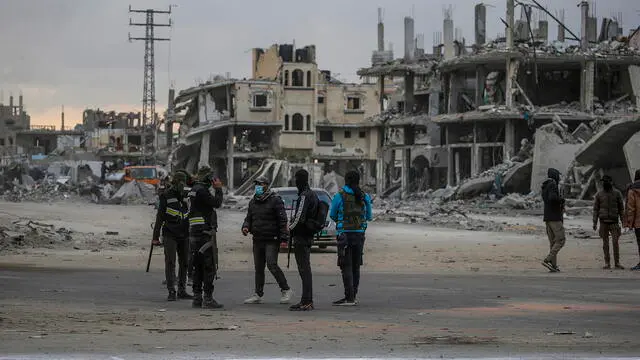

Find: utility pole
[128,5,172,163]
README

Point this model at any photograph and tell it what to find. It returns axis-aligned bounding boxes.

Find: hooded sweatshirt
[541,168,564,222]
[329,185,373,235]
[289,170,319,238]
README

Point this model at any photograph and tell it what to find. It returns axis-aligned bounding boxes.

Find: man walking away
[541,168,566,272]
[187,166,224,309]
[593,175,625,269]
[625,169,640,270]
[242,176,293,304]
[288,169,319,311]
[330,171,372,306]
[152,171,193,301]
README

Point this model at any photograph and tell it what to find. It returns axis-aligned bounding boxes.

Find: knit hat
[196,166,213,181]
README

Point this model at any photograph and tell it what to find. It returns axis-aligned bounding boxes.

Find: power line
[128,5,172,161]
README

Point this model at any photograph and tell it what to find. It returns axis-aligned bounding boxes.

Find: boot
[192,294,203,308]
[167,290,177,301]
[177,289,193,299]
[202,294,223,309]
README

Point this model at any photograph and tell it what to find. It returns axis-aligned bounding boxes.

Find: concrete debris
[104,180,156,205]
[497,193,530,209]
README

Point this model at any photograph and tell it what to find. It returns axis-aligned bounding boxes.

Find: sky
[1,0,638,128]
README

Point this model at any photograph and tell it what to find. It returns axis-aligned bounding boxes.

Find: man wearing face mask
[241,176,293,304]
[152,171,192,301]
[593,175,625,269]
[288,169,319,311]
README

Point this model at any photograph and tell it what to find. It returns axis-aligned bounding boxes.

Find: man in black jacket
[187,166,224,309]
[541,168,566,272]
[153,171,193,301]
[241,176,293,304]
[288,169,319,311]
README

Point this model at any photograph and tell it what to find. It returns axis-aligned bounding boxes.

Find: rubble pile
[475,38,640,58]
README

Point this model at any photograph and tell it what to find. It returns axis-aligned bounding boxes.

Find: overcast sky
[1,0,638,127]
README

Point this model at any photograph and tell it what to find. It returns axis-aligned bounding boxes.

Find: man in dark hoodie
[593,175,625,269]
[541,168,566,272]
[187,166,224,309]
[242,176,293,304]
[624,169,640,270]
[288,169,319,311]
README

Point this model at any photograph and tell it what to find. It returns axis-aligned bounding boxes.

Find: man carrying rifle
[152,171,192,301]
[288,169,318,311]
[187,166,224,309]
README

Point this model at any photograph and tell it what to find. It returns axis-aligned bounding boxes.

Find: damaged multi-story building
[0,95,30,162]
[359,1,640,199]
[171,43,380,192]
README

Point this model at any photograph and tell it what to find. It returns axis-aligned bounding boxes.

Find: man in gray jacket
[593,175,625,269]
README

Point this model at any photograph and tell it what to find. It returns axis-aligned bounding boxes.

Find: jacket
[242,190,288,242]
[541,169,564,222]
[625,181,640,229]
[187,181,223,235]
[289,186,319,238]
[153,186,189,240]
[593,188,624,224]
[329,185,373,234]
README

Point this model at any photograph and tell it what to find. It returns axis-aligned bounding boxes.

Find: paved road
[2,265,640,359]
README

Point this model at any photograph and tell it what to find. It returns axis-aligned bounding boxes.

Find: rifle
[146,242,154,272]
[287,199,298,269]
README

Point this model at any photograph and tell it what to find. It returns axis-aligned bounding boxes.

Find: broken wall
[234,82,281,123]
[531,128,582,194]
[313,127,378,160]
[624,132,640,180]
[253,45,282,80]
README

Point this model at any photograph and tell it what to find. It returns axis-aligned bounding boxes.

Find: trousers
[190,231,218,296]
[253,241,289,297]
[293,236,313,303]
[338,232,365,301]
[163,233,189,292]
[599,221,621,265]
[544,221,566,267]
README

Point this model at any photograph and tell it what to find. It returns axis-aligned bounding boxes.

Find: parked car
[271,187,337,249]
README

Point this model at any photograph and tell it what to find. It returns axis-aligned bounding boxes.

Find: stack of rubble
[0,220,73,252]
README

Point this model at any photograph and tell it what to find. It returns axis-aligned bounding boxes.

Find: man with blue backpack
[329,170,373,306]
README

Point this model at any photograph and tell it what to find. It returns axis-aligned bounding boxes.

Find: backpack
[308,198,329,233]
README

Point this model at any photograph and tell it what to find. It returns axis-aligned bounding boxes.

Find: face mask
[255,185,265,196]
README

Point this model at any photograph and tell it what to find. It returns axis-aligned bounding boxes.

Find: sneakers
[167,290,177,302]
[280,289,293,304]
[542,260,558,272]
[177,290,193,299]
[632,263,640,271]
[203,296,224,309]
[244,294,263,304]
[332,298,357,306]
[289,302,314,311]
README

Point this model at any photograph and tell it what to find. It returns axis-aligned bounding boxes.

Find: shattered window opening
[319,130,333,142]
[347,97,361,110]
[292,113,304,131]
[292,69,304,87]
[284,115,290,131]
[359,131,366,139]
[252,93,268,108]
[306,115,311,131]
[317,96,325,104]
[344,131,352,138]
[284,70,289,86]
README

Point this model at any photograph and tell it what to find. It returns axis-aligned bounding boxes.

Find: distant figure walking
[624,169,640,271]
[541,168,565,273]
[593,175,625,269]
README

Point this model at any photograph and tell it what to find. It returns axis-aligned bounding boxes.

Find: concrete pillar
[404,75,415,113]
[505,59,519,108]
[557,23,565,42]
[581,61,595,112]
[454,151,461,185]
[580,1,589,50]
[198,92,207,124]
[506,0,515,50]
[475,66,487,106]
[377,8,385,52]
[199,132,211,168]
[376,151,384,195]
[379,76,385,112]
[609,20,619,40]
[443,17,454,59]
[538,20,549,43]
[400,148,410,198]
[446,126,454,186]
[474,3,487,46]
[587,17,597,45]
[429,82,441,116]
[227,125,235,190]
[504,119,516,160]
[628,65,640,108]
[404,17,415,61]
[471,123,478,177]
[448,72,463,113]
[226,85,232,117]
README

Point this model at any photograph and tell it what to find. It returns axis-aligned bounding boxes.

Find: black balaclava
[294,169,309,193]
[602,175,613,191]
[635,169,640,182]
[547,168,560,183]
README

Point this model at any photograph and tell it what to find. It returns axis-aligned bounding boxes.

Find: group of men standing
[153,167,372,311]
[541,168,640,272]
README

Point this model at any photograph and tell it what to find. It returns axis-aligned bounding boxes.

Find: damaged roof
[175,79,279,104]
[357,58,439,77]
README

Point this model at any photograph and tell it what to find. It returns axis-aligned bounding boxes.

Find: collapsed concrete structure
[172,44,381,192]
[359,2,640,200]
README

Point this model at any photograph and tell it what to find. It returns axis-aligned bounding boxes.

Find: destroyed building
[359,2,640,199]
[0,95,31,164]
[172,43,381,191]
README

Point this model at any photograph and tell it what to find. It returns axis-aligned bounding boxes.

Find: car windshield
[276,189,330,209]
[129,167,156,180]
